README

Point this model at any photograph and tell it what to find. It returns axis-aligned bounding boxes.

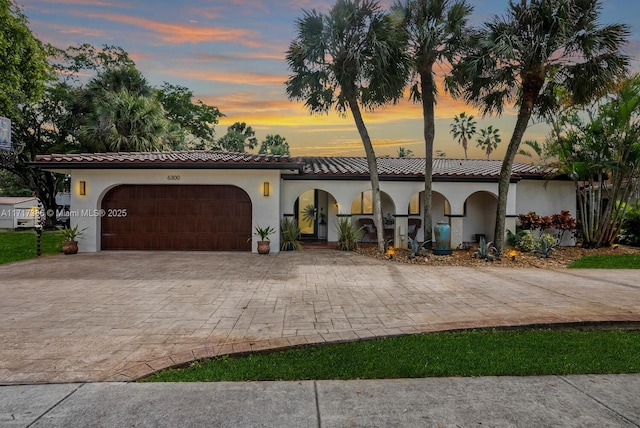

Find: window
[408,193,421,215]
[351,190,373,214]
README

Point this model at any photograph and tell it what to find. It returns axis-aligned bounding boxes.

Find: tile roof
[32,151,302,170]
[0,196,37,205]
[301,157,552,179]
[32,151,554,179]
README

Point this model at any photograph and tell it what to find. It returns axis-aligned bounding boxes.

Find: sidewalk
[2,375,639,427]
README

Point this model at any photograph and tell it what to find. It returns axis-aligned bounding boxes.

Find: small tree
[450,112,476,160]
[476,125,500,159]
[397,146,413,158]
[218,122,258,153]
[259,134,290,155]
[548,75,640,247]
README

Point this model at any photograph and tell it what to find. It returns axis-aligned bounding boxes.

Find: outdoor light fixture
[79,180,86,196]
[263,182,270,197]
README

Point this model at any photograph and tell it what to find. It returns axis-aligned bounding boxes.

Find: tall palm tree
[450,112,476,159]
[286,0,409,253]
[476,126,501,159]
[394,0,472,248]
[447,0,629,252]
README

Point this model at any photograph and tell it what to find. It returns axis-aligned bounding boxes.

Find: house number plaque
[167,175,181,181]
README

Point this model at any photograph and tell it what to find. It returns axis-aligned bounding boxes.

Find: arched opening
[351,190,396,242]
[101,184,252,250]
[293,189,337,242]
[407,191,451,241]
[463,191,497,243]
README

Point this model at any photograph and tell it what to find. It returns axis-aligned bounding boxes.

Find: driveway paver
[0,250,638,383]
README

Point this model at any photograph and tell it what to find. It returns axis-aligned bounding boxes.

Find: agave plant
[473,236,499,261]
[408,237,430,259]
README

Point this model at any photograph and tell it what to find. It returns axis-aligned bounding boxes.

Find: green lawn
[0,230,63,264]
[144,329,640,382]
[569,254,640,269]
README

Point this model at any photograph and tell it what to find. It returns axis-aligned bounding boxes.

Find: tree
[0,1,58,225]
[259,134,290,155]
[450,112,476,159]
[218,122,258,153]
[549,75,640,247]
[286,0,409,253]
[0,0,50,118]
[80,89,169,152]
[397,146,413,158]
[157,83,224,151]
[447,0,630,252]
[394,0,472,248]
[476,125,500,159]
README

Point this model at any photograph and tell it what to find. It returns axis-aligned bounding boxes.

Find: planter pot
[433,221,452,256]
[257,240,271,254]
[62,240,78,255]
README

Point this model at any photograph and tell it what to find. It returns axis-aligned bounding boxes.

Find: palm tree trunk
[494,91,537,252]
[347,97,385,253]
[420,66,435,249]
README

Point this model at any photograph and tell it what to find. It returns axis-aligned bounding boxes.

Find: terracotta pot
[62,240,78,255]
[257,240,270,254]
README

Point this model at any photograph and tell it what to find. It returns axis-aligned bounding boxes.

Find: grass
[144,329,640,382]
[569,254,640,269]
[0,230,63,264]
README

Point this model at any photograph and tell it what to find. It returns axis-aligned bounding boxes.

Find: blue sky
[20,0,640,159]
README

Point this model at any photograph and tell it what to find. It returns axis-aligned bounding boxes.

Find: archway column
[448,215,464,249]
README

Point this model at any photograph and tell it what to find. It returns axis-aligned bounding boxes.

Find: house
[0,196,39,229]
[31,151,575,252]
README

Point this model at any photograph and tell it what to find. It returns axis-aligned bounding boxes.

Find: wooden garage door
[101,185,252,251]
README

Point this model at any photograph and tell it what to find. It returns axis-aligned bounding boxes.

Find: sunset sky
[20,0,640,159]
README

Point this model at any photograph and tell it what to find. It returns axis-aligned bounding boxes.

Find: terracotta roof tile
[33,151,302,170]
[301,157,551,179]
[32,151,553,179]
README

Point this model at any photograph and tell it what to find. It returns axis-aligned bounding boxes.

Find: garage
[101,185,252,251]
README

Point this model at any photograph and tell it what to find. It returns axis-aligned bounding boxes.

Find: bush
[618,202,640,247]
[335,217,363,251]
[517,231,538,252]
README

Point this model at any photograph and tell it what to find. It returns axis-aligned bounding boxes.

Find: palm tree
[450,112,476,160]
[397,146,414,158]
[476,126,500,159]
[286,0,409,253]
[447,0,629,252]
[394,0,472,248]
[80,89,168,152]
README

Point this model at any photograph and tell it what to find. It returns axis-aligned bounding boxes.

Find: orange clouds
[75,11,267,47]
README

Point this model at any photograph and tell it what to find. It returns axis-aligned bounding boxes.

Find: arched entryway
[293,189,337,241]
[463,191,497,243]
[101,184,252,250]
[350,190,396,242]
[408,191,451,241]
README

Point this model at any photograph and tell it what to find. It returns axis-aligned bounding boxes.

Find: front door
[297,189,317,239]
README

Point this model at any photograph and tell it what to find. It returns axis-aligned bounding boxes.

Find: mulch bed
[356,244,640,269]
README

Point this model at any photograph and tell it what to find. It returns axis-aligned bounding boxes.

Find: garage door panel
[101,185,252,251]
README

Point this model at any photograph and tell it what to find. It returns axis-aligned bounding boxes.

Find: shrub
[618,202,640,247]
[517,231,537,252]
[335,217,363,251]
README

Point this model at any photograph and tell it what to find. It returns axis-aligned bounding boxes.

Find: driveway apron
[0,251,638,383]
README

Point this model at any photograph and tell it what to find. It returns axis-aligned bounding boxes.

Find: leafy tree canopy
[258,134,290,155]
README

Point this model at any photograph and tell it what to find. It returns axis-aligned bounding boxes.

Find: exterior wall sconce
[79,180,86,196]
[263,182,270,197]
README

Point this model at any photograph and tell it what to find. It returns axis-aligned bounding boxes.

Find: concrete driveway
[0,251,638,384]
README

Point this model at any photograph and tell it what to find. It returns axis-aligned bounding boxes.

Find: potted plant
[250,225,276,254]
[280,217,303,251]
[56,224,86,255]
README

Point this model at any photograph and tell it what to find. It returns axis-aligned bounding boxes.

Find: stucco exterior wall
[69,169,281,253]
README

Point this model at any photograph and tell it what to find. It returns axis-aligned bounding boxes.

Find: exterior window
[444,199,451,215]
[409,193,421,215]
[351,190,373,215]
